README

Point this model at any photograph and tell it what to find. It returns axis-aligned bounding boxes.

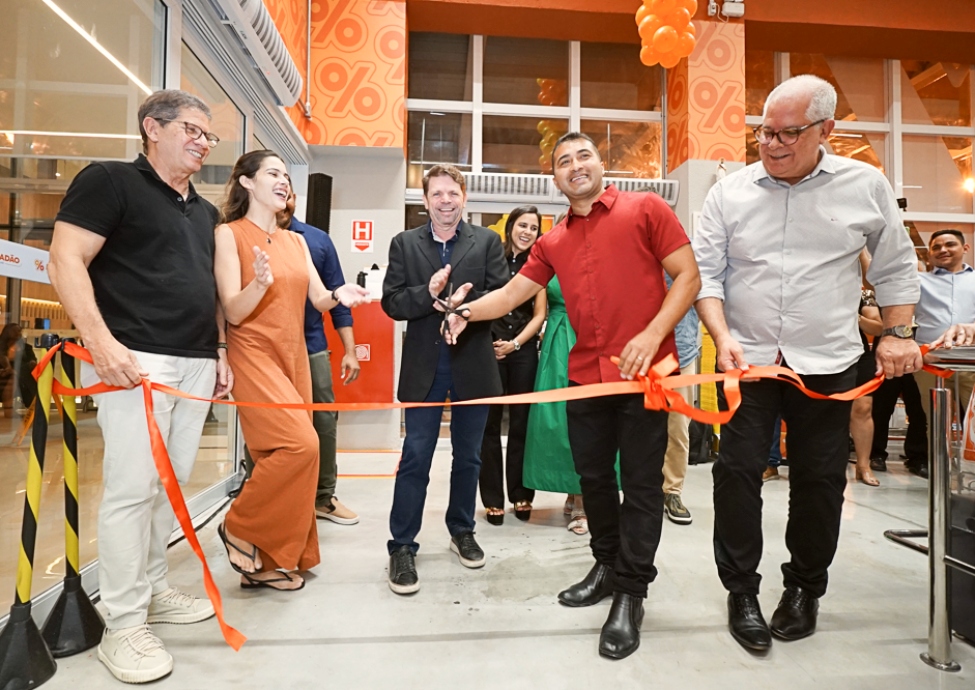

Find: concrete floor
[40,448,975,689]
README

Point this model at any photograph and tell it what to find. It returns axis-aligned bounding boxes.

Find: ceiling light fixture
[4,129,140,140]
[40,0,153,96]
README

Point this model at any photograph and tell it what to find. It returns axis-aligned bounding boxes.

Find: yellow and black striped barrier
[42,339,104,657]
[0,334,59,689]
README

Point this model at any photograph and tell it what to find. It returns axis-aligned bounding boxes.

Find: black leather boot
[557,563,615,607]
[598,592,644,660]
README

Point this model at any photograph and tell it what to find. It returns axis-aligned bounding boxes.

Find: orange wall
[265,0,407,148]
[408,0,975,62]
[667,20,746,170]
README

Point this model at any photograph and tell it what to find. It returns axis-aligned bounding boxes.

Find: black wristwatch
[878,325,916,340]
[331,288,340,303]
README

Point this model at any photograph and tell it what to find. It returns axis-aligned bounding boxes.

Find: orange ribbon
[31,339,947,651]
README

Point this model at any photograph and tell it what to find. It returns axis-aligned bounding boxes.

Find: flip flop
[217,522,260,575]
[240,570,305,592]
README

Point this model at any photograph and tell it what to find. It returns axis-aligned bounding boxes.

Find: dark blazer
[382,222,509,402]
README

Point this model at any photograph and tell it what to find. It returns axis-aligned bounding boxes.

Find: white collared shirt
[915,264,975,345]
[693,148,920,375]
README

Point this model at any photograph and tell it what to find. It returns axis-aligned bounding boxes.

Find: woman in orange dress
[214,150,369,590]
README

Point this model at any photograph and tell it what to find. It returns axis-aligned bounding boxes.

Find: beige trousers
[663,361,697,495]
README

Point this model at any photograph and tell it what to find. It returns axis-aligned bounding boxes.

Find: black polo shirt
[56,155,219,358]
[491,250,536,343]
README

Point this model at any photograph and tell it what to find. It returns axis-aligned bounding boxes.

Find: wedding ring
[636,356,644,361]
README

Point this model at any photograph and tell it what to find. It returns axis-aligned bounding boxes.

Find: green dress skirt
[523,276,580,493]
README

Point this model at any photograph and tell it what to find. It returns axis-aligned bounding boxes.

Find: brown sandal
[514,500,532,522]
[486,507,504,526]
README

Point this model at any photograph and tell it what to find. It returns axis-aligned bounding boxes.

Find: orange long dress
[223,218,320,573]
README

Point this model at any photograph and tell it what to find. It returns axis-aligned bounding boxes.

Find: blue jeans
[388,352,489,554]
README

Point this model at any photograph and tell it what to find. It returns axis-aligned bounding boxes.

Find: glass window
[408,33,473,101]
[483,116,569,174]
[180,43,244,192]
[406,204,428,229]
[0,0,164,161]
[0,0,167,614]
[483,37,569,106]
[901,61,972,128]
[745,50,775,117]
[826,131,887,172]
[789,54,886,123]
[406,111,472,188]
[580,43,662,111]
[903,136,973,214]
[580,120,662,178]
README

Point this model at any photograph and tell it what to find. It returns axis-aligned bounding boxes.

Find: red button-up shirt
[520,185,690,384]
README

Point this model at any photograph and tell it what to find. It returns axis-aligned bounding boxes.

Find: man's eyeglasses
[752,119,826,146]
[155,118,220,147]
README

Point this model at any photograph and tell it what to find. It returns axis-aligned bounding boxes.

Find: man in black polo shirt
[49,90,232,684]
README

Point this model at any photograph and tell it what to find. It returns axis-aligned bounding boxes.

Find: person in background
[851,287,883,486]
[279,188,362,525]
[214,150,369,592]
[763,417,785,482]
[479,206,547,525]
[662,275,700,525]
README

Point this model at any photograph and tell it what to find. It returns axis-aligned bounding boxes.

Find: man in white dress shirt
[693,74,921,651]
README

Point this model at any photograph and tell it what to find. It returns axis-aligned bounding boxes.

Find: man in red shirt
[438,132,699,660]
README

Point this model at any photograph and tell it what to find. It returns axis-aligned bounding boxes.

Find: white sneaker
[98,625,173,684]
[146,587,214,625]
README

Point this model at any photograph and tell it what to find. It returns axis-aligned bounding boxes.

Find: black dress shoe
[599,592,644,660]
[727,593,771,651]
[905,462,929,479]
[770,586,819,640]
[558,563,615,607]
[870,456,887,472]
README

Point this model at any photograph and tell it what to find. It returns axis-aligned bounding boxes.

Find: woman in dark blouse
[479,206,547,524]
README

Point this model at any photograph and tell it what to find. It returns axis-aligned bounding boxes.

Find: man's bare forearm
[880,304,915,328]
[645,271,700,343]
[466,275,542,322]
[695,297,733,344]
[337,326,356,354]
[48,255,114,345]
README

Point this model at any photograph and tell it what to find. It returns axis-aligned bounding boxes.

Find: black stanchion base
[41,575,105,658]
[0,601,57,690]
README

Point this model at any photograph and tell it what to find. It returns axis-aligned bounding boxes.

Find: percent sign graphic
[318,59,385,120]
[695,80,744,134]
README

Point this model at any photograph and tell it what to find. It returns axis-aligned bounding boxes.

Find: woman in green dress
[523,276,588,534]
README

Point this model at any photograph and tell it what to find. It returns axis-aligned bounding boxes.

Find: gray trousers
[309,350,338,505]
[243,350,338,505]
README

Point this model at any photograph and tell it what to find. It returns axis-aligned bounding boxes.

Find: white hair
[764,74,837,122]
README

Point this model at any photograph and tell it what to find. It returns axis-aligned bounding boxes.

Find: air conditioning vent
[464,173,553,201]
[406,173,679,207]
[198,0,303,107]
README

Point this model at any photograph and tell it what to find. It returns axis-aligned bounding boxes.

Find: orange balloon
[640,44,660,67]
[635,4,651,25]
[651,0,677,15]
[653,25,679,54]
[678,0,698,14]
[670,7,691,31]
[676,31,697,57]
[536,120,550,135]
[638,14,664,42]
[659,51,681,69]
[686,21,697,36]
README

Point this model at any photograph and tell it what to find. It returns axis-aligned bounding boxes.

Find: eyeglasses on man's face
[752,119,826,146]
[156,118,220,147]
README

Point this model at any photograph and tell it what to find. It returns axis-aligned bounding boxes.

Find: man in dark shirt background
[279,189,361,525]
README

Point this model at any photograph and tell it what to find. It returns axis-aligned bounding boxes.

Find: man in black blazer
[381,164,508,594]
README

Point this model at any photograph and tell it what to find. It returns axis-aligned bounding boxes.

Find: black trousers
[566,391,669,598]
[479,345,538,507]
[870,373,927,463]
[714,362,856,598]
